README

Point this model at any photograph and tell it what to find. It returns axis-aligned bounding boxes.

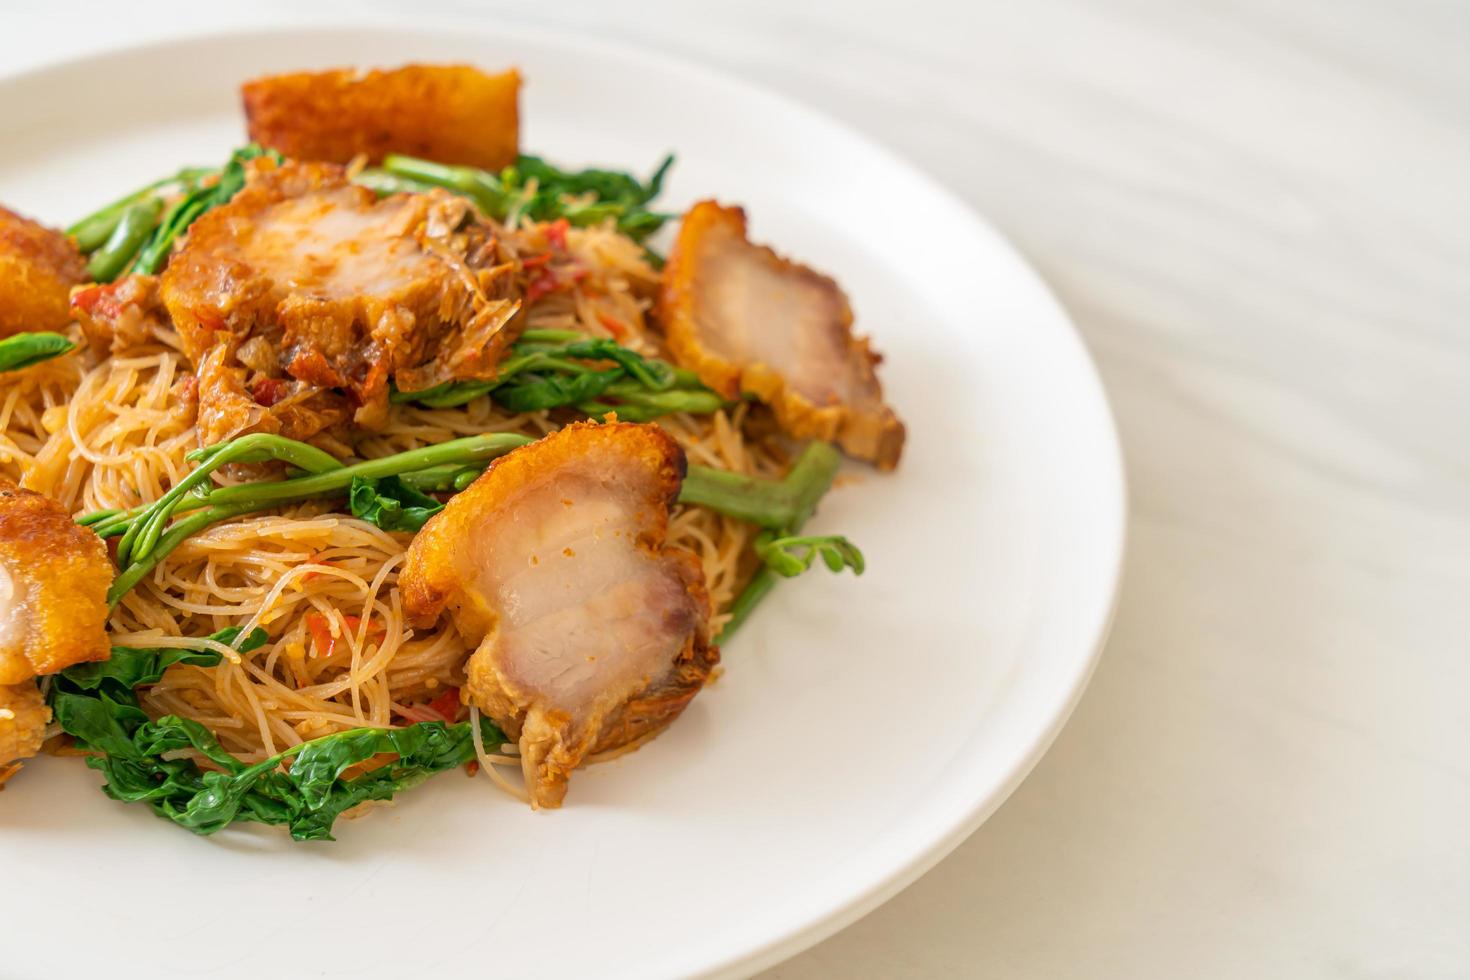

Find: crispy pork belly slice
[0,479,112,687]
[243,64,520,170]
[0,680,49,786]
[659,201,906,469]
[401,421,717,808]
[159,159,521,445]
[0,205,87,337]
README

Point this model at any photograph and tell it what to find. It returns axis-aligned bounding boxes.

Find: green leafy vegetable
[679,440,842,532]
[492,368,623,412]
[68,167,215,254]
[86,196,163,283]
[69,146,279,282]
[48,628,507,841]
[0,332,76,373]
[349,475,444,531]
[577,382,727,422]
[394,332,721,420]
[710,442,858,645]
[90,432,533,604]
[131,145,281,275]
[54,630,253,695]
[370,152,675,242]
[49,627,266,764]
[115,431,344,570]
[84,426,846,609]
[756,533,865,578]
[511,153,674,240]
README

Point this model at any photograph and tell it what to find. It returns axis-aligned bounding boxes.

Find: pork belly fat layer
[0,205,87,337]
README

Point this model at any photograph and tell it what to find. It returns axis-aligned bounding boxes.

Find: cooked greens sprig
[112,432,344,568]
[86,196,163,283]
[48,630,507,840]
[756,533,865,578]
[131,145,281,275]
[68,167,215,253]
[89,433,535,603]
[708,442,855,644]
[69,146,278,281]
[678,440,842,532]
[365,152,675,242]
[71,147,671,282]
[394,332,725,420]
[86,430,847,605]
[349,475,444,531]
[0,332,76,373]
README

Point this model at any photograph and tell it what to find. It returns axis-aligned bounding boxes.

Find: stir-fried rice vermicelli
[1,224,777,768]
[0,62,905,831]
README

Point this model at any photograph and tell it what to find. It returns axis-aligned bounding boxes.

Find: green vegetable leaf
[86,196,164,282]
[756,533,865,578]
[375,152,674,242]
[511,153,674,240]
[131,144,282,275]
[0,332,76,373]
[492,368,624,412]
[50,690,148,760]
[393,334,714,421]
[49,628,508,841]
[69,167,216,253]
[348,475,444,531]
[57,627,264,694]
[288,727,395,808]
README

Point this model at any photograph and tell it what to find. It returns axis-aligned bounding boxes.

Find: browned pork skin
[0,480,113,783]
[158,158,522,447]
[0,205,87,337]
[400,421,718,808]
[243,64,521,171]
[0,681,48,788]
[658,201,906,469]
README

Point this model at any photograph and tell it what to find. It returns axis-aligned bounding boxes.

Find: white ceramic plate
[0,24,1125,980]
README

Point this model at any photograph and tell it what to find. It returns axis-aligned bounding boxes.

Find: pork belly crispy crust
[0,681,49,785]
[659,201,905,469]
[243,64,520,170]
[159,159,522,445]
[0,479,112,686]
[0,205,87,337]
[401,421,717,808]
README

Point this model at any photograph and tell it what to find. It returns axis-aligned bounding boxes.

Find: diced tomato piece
[428,686,461,723]
[545,217,570,251]
[306,612,335,656]
[521,252,552,270]
[305,612,382,657]
[251,376,289,406]
[70,282,125,319]
[526,269,560,304]
[342,614,384,636]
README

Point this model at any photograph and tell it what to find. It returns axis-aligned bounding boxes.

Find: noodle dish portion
[0,63,904,839]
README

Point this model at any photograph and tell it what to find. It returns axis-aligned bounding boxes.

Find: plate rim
[0,19,1129,979]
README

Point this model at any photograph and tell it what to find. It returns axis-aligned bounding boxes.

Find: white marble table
[5,2,1466,976]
